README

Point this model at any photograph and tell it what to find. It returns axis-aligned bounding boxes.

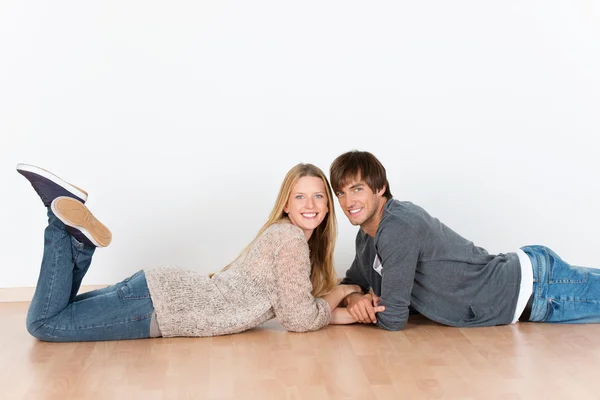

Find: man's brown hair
[330,150,392,199]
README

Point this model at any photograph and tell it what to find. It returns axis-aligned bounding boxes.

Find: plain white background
[1,1,599,288]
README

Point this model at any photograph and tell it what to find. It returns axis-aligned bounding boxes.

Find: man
[330,150,600,330]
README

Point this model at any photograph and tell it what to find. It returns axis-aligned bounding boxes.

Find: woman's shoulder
[251,221,307,256]
[258,222,310,269]
[261,220,305,240]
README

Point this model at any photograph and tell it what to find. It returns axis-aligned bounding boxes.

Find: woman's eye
[295,195,303,200]
[315,194,323,199]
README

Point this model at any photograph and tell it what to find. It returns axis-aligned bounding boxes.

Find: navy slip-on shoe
[17,163,88,207]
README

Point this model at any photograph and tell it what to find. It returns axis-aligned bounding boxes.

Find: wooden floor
[2,302,600,400]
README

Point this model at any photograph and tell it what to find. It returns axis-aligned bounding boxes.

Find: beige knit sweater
[144,222,331,337]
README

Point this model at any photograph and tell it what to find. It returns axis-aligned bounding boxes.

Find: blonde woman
[18,163,369,342]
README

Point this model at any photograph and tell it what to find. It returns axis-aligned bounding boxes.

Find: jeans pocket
[548,253,588,284]
[118,271,151,300]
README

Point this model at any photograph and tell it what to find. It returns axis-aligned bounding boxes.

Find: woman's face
[284,176,329,240]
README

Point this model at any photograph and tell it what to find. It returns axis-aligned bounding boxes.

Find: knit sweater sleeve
[271,232,331,332]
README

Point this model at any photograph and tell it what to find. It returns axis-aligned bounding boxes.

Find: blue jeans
[522,245,600,323]
[26,210,154,342]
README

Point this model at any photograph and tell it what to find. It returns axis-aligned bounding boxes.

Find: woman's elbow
[280,313,329,333]
[281,321,321,333]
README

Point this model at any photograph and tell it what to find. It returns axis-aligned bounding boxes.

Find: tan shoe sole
[51,197,112,247]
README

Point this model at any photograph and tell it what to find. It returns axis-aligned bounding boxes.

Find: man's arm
[375,219,420,331]
[339,255,370,292]
[338,256,385,323]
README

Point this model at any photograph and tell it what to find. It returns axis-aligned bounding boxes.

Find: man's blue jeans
[26,210,154,342]
[522,245,600,323]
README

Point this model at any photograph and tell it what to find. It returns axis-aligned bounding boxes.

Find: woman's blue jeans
[26,210,154,342]
[522,245,600,323]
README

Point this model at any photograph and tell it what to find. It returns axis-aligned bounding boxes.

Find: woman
[17,162,363,342]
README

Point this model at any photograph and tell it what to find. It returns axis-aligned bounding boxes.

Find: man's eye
[335,192,344,197]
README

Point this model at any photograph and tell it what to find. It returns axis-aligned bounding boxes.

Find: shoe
[51,197,112,247]
[17,163,88,207]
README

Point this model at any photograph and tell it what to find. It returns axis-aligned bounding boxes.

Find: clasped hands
[343,289,386,324]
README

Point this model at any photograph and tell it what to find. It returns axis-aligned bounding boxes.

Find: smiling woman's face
[284,176,329,240]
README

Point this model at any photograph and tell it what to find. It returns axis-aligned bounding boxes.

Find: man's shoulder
[382,199,426,225]
[377,200,431,241]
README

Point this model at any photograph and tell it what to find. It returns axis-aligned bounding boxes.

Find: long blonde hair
[211,163,337,297]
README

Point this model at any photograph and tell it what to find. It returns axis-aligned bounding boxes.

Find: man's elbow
[376,316,407,331]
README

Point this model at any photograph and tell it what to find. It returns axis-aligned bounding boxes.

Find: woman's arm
[330,308,358,324]
[321,284,362,311]
[271,235,334,332]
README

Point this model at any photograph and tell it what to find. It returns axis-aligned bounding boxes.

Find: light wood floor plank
[3,302,600,399]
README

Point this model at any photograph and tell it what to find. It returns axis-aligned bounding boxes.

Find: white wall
[1,1,599,288]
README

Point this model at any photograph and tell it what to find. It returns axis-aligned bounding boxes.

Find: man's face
[334,175,384,228]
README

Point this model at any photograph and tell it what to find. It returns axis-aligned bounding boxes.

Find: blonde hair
[211,163,337,297]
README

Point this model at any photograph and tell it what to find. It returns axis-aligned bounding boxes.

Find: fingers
[347,302,364,322]
[364,302,386,323]
[365,304,377,323]
[348,307,360,322]
[354,303,371,323]
[346,294,386,324]
[347,305,360,322]
[372,294,381,307]
[350,304,385,324]
[349,299,376,323]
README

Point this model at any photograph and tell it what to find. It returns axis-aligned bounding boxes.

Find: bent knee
[26,320,59,342]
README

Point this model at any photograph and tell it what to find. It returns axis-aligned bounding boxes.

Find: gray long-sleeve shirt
[341,199,521,330]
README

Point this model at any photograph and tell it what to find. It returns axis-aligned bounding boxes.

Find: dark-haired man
[331,150,600,330]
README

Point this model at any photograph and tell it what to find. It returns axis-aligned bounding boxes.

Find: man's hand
[345,293,386,324]
[372,293,381,307]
